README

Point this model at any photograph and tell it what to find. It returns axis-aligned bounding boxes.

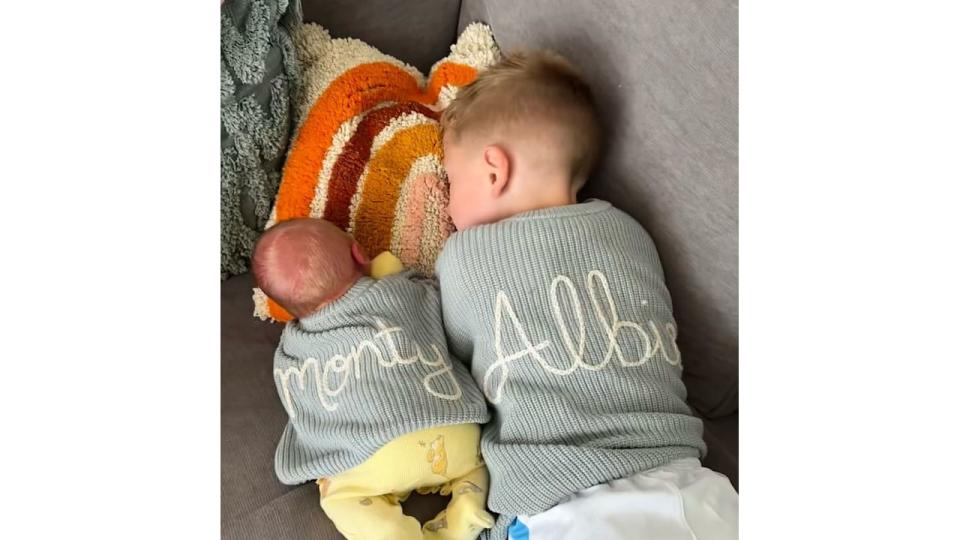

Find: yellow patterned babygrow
[318,423,493,540]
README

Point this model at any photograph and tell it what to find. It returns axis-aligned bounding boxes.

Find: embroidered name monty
[275,319,463,417]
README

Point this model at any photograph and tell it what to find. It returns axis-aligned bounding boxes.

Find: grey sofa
[222,1,737,538]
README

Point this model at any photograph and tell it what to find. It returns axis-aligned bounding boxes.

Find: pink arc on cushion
[398,173,439,266]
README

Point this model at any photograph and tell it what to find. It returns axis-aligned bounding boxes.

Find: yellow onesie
[317,252,493,540]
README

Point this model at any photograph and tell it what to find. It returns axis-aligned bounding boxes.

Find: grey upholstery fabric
[221,272,323,538]
[458,0,739,418]
[702,412,738,489]
[302,0,461,74]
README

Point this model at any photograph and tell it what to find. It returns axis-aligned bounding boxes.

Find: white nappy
[507,458,738,540]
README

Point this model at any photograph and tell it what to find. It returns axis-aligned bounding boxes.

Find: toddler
[252,218,494,540]
[437,51,739,539]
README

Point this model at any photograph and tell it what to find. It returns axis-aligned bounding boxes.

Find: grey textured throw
[435,200,706,539]
[220,0,301,279]
[272,271,490,484]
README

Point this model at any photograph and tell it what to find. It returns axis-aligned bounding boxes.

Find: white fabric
[509,458,738,540]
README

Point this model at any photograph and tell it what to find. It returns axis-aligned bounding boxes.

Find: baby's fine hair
[251,218,357,319]
[440,50,602,190]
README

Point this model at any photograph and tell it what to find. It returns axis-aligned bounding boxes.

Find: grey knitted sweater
[272,271,489,485]
[436,200,706,533]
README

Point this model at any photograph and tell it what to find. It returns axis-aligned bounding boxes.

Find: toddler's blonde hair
[441,50,602,190]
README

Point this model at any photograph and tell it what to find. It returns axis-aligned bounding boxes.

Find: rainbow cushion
[253,23,500,321]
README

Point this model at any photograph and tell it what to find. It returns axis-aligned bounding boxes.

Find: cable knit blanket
[220,0,301,279]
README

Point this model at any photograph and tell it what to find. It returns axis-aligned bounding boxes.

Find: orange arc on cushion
[426,62,480,102]
[324,102,439,231]
[275,61,477,223]
[351,122,441,259]
[267,297,293,322]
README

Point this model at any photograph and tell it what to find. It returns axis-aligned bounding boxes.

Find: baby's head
[251,218,370,319]
[440,50,602,230]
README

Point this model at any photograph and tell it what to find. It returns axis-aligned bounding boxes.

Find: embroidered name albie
[436,199,707,521]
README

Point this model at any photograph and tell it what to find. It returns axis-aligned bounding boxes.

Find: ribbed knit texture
[436,199,706,539]
[272,271,489,485]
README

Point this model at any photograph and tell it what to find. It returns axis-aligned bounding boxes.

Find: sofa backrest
[459,0,739,417]
[302,0,461,74]
[301,0,739,418]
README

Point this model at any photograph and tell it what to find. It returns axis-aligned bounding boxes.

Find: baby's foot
[423,507,494,540]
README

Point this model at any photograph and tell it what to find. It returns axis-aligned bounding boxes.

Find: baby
[252,218,494,540]
[437,52,739,539]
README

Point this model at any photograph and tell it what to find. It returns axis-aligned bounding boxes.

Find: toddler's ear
[351,242,371,273]
[483,144,511,197]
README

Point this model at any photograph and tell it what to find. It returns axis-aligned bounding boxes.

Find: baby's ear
[351,242,371,273]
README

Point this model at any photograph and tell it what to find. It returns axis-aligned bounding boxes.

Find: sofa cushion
[253,22,500,322]
[458,0,738,418]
